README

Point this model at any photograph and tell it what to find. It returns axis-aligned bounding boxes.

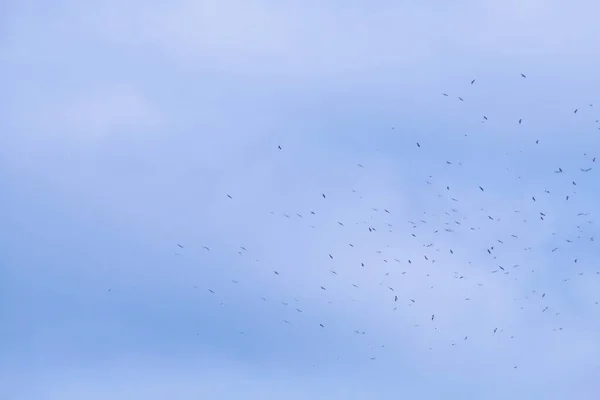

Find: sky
[2,0,600,399]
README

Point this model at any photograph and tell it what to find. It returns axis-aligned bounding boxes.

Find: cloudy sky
[2,1,600,399]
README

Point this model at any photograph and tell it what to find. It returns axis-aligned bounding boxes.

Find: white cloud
[4,0,600,82]
[66,0,600,77]
[56,83,161,138]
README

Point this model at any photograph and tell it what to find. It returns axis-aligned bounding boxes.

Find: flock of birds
[167,73,599,372]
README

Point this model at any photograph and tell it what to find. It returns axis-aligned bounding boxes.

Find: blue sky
[2,1,600,399]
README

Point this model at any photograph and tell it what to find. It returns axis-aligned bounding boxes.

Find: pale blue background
[2,1,600,399]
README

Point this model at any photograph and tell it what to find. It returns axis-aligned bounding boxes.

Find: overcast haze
[2,1,600,399]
